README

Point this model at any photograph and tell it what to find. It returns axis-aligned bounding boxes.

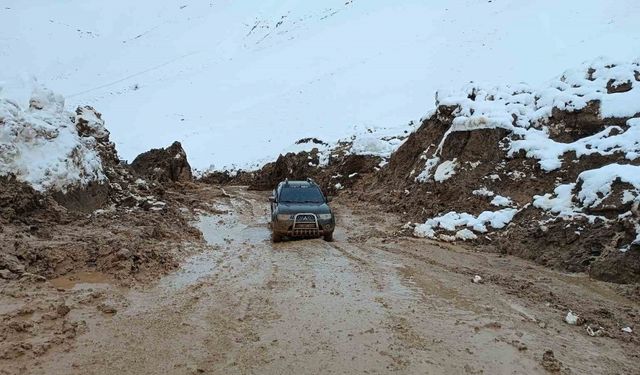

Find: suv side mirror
[269,196,276,203]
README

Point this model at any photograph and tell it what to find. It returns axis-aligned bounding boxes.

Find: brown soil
[131,141,193,183]
[200,140,382,196]
[344,95,640,283]
[1,187,637,374]
[197,105,640,284]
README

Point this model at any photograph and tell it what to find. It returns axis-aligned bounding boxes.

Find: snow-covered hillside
[2,0,639,170]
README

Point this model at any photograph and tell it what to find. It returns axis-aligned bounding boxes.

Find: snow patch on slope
[434,159,458,182]
[416,59,640,179]
[577,164,640,207]
[414,208,518,239]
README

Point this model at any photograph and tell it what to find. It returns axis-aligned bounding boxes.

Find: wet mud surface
[2,187,638,374]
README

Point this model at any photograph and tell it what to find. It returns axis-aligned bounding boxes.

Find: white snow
[456,229,478,241]
[577,164,640,208]
[510,117,640,172]
[2,0,639,170]
[472,188,495,197]
[415,157,440,182]
[565,311,580,325]
[276,124,414,174]
[428,59,640,172]
[0,88,105,192]
[414,208,517,239]
[434,159,458,182]
[622,190,637,204]
[533,164,640,238]
[490,195,513,207]
[622,326,633,333]
[349,126,412,159]
[533,184,578,217]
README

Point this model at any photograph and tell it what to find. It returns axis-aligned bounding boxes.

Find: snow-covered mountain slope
[2,0,639,170]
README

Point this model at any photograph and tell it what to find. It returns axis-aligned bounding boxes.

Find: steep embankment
[356,58,640,283]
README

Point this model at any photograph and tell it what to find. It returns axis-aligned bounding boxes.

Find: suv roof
[278,179,318,188]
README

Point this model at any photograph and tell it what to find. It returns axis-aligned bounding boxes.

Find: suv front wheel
[271,231,283,243]
[323,232,333,242]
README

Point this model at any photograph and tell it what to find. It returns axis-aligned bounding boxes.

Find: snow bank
[0,88,105,192]
[349,126,411,159]
[414,208,517,239]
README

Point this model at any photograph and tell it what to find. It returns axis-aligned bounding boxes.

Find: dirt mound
[200,140,382,195]
[0,105,205,283]
[131,141,193,183]
[350,60,640,283]
[0,176,45,222]
[248,149,322,190]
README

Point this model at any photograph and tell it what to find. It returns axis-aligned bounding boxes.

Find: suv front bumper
[272,213,334,238]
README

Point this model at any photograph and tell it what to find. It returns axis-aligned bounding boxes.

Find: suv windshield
[279,186,325,204]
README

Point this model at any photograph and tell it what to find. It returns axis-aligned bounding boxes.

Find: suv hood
[277,202,331,215]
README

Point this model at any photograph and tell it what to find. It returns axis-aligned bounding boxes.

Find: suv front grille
[292,228,320,237]
[296,214,315,222]
[291,213,319,237]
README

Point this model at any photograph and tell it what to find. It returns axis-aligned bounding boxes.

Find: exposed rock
[547,100,607,142]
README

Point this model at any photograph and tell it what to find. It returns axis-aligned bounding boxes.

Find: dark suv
[269,179,335,242]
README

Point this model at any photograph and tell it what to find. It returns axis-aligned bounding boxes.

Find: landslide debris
[196,59,640,284]
[352,58,640,283]
[199,137,387,197]
[0,90,203,283]
[131,141,193,183]
[0,89,215,367]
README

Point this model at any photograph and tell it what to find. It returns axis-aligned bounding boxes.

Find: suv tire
[323,232,334,242]
[271,232,283,243]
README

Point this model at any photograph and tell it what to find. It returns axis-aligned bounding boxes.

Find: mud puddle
[49,271,113,290]
[160,201,269,289]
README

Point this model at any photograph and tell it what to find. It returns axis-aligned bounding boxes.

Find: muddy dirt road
[8,186,639,374]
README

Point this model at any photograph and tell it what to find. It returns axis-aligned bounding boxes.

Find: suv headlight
[318,213,333,220]
[277,214,293,221]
